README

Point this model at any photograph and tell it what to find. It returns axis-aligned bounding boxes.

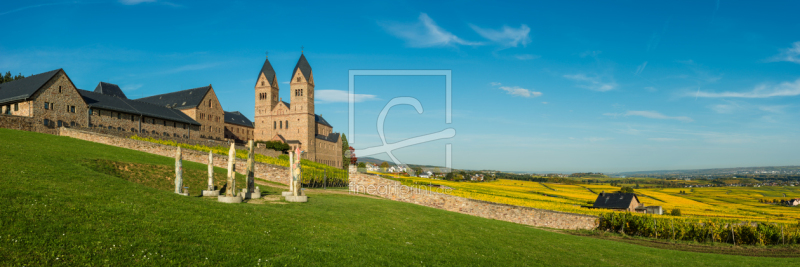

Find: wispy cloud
[710,103,739,114]
[492,82,541,98]
[563,73,617,92]
[119,0,156,4]
[693,79,800,98]
[0,2,71,16]
[648,138,680,142]
[759,105,789,113]
[635,61,648,75]
[769,41,800,64]
[513,54,540,60]
[644,86,657,92]
[605,110,693,122]
[470,24,531,48]
[122,84,143,92]
[316,90,378,103]
[382,13,482,48]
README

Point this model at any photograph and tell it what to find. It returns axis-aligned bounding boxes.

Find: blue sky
[2,0,800,173]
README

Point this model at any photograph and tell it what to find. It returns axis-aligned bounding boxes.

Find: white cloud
[710,104,738,114]
[382,13,482,48]
[625,110,693,122]
[644,86,657,92]
[470,24,531,47]
[606,110,693,122]
[282,81,289,84]
[585,137,611,142]
[119,0,156,4]
[693,79,800,98]
[513,54,540,60]
[635,61,648,75]
[563,73,617,92]
[770,41,800,64]
[759,105,789,113]
[492,82,541,98]
[648,138,680,142]
[316,90,378,103]
[122,84,142,92]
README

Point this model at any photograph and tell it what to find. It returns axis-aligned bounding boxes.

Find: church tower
[289,53,314,115]
[290,53,317,160]
[254,55,278,141]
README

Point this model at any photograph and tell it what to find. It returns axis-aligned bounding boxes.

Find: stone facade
[28,71,89,129]
[88,108,199,139]
[180,88,225,141]
[224,122,253,143]
[253,55,342,168]
[348,170,599,230]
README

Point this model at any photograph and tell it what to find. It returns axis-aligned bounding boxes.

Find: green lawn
[0,128,794,266]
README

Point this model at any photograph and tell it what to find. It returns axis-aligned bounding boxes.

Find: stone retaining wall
[348,169,598,230]
[0,114,59,135]
[59,127,290,184]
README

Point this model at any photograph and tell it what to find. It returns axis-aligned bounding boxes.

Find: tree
[255,140,290,152]
[357,162,366,168]
[341,134,349,169]
[670,208,682,216]
[380,161,389,171]
[2,72,11,84]
[619,186,634,194]
[412,167,423,176]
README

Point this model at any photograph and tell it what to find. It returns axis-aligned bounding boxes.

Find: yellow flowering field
[380,173,800,223]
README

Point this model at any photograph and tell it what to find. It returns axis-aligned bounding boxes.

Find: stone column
[207,150,214,190]
[246,140,255,193]
[225,143,236,197]
[174,147,183,194]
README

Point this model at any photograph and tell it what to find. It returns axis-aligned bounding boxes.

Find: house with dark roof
[0,69,90,130]
[78,81,201,138]
[223,111,254,143]
[136,85,225,140]
[253,53,343,168]
[592,192,643,212]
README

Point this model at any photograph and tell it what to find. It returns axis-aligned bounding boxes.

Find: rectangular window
[44,119,49,126]
[89,108,93,115]
[14,103,18,111]
[117,113,121,119]
[57,120,62,127]
[44,102,49,110]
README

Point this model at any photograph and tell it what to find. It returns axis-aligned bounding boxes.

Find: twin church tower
[253,53,342,167]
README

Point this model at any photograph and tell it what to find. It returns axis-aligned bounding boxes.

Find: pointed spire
[256,55,276,86]
[292,53,312,80]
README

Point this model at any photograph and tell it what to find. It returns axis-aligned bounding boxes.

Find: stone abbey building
[254,54,342,167]
[0,54,342,168]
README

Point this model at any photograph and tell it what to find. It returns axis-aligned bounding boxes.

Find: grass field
[1,128,798,266]
[381,173,800,223]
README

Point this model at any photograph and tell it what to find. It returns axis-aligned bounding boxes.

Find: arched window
[261,81,265,86]
[297,77,300,82]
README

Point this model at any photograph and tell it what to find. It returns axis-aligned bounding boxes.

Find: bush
[671,208,681,216]
[256,140,290,152]
[619,186,634,193]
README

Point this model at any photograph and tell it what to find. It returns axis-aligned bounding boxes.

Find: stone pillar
[208,150,214,190]
[174,147,185,195]
[225,143,236,197]
[218,143,241,203]
[246,140,255,193]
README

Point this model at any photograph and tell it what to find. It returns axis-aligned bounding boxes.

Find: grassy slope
[0,128,793,266]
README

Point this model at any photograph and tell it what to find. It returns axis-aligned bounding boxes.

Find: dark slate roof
[256,57,277,86]
[315,114,332,127]
[593,193,640,209]
[224,111,254,128]
[0,69,61,105]
[292,54,312,80]
[135,85,211,109]
[93,82,127,99]
[78,89,200,125]
[316,132,340,143]
[281,101,290,109]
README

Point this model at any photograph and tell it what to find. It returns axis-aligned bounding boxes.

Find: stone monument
[174,147,188,196]
[241,140,261,199]
[202,150,220,197]
[218,143,242,203]
[285,146,308,202]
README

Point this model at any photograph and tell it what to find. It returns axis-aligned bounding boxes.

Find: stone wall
[59,127,290,185]
[347,169,598,230]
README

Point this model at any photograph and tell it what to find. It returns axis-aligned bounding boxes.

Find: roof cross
[301,45,304,54]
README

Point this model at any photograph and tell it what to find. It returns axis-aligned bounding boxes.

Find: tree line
[0,71,25,84]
